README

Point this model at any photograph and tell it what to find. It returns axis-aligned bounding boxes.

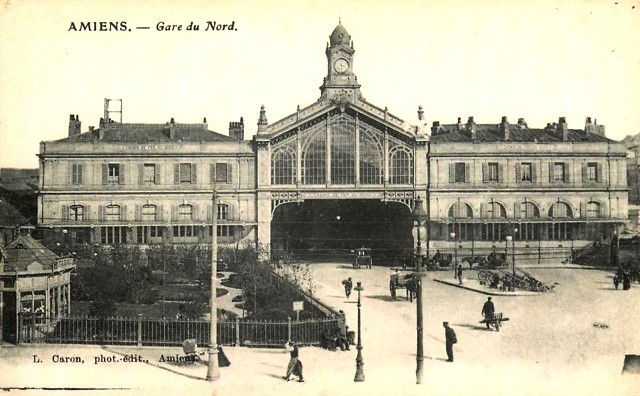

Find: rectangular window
[217,204,229,220]
[586,162,597,182]
[100,226,126,244]
[70,206,84,221]
[454,163,466,183]
[136,227,148,244]
[520,163,532,182]
[212,225,235,237]
[173,225,195,237]
[143,164,156,184]
[71,164,83,185]
[141,205,156,221]
[486,163,499,182]
[179,163,192,183]
[107,164,120,184]
[105,205,120,221]
[149,226,161,238]
[553,163,565,182]
[216,163,229,183]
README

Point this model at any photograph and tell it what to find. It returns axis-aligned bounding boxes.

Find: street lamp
[412,197,428,384]
[353,282,365,382]
[450,232,457,278]
[206,191,220,381]
[506,232,515,292]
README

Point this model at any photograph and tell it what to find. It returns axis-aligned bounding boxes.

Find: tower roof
[329,22,351,47]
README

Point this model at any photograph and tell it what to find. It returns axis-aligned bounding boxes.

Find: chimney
[68,114,81,137]
[517,118,527,129]
[431,121,442,135]
[257,105,268,134]
[229,117,245,141]
[417,105,424,121]
[203,117,208,130]
[500,116,509,140]
[557,117,568,141]
[456,117,463,131]
[466,116,477,140]
[89,126,95,132]
[166,117,176,139]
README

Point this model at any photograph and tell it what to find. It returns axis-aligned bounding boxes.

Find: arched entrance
[271,199,413,263]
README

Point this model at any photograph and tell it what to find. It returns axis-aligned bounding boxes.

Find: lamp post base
[206,347,220,381]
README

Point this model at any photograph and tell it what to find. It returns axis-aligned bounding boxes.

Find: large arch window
[359,123,383,185]
[448,202,473,219]
[330,114,355,184]
[519,202,540,218]
[272,145,296,185]
[548,202,573,218]
[585,201,601,219]
[389,145,413,184]
[485,202,507,219]
[301,124,326,184]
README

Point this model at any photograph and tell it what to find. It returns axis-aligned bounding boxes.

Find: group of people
[613,269,633,290]
[321,326,353,351]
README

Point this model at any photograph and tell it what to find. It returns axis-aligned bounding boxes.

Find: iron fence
[17,313,342,348]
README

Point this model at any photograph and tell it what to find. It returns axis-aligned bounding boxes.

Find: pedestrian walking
[284,342,304,382]
[443,322,457,362]
[481,297,496,330]
[613,274,620,290]
[456,265,463,285]
[342,277,353,299]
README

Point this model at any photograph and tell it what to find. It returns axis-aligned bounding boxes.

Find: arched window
[389,146,413,184]
[105,205,120,221]
[301,125,326,184]
[519,202,540,218]
[448,202,473,219]
[330,114,355,184]
[549,202,573,218]
[70,205,84,221]
[178,204,193,221]
[141,204,157,221]
[485,202,507,218]
[359,124,383,185]
[272,145,296,185]
[586,201,601,218]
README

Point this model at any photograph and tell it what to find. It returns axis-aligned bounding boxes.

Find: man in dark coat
[482,297,495,330]
[443,322,457,362]
[342,277,353,299]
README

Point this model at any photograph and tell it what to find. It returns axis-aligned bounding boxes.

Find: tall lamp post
[412,197,428,384]
[450,232,457,277]
[506,228,517,292]
[206,191,220,381]
[353,282,365,382]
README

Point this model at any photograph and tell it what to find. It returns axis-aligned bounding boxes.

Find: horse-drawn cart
[389,269,418,300]
[352,247,372,269]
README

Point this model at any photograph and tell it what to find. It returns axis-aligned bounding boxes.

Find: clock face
[334,58,349,73]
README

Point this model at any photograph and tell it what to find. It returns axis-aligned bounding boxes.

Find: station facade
[37,23,628,264]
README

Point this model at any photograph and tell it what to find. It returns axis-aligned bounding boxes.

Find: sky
[1,0,639,169]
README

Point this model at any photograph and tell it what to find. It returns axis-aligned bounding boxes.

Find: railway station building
[36,23,628,265]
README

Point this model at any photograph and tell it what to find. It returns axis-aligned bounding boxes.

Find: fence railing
[17,313,342,348]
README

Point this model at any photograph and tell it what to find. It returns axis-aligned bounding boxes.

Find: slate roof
[1,234,59,272]
[430,124,614,144]
[55,123,236,143]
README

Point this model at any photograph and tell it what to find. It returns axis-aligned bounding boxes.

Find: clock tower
[319,21,362,101]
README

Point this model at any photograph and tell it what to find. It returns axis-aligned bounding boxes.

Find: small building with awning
[0,233,75,343]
